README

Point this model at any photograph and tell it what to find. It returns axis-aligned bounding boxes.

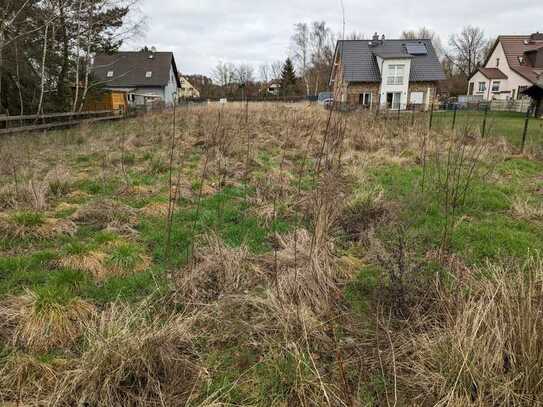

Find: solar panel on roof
[406,43,427,55]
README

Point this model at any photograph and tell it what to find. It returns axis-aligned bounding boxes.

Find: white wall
[378,58,412,108]
[468,41,533,101]
[163,65,179,105]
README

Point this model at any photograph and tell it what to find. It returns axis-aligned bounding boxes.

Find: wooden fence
[0,110,124,135]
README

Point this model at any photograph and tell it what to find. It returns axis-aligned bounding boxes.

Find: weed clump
[71,198,138,232]
[0,288,95,353]
[177,234,263,304]
[54,304,202,406]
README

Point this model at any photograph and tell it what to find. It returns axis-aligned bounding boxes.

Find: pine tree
[281,58,297,95]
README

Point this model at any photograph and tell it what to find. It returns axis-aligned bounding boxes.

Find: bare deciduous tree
[292,22,310,96]
[447,26,488,77]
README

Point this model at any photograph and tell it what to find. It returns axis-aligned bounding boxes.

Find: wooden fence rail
[0,110,124,135]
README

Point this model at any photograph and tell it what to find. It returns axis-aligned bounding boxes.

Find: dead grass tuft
[263,229,350,313]
[58,251,108,279]
[71,198,138,231]
[395,256,543,405]
[177,234,264,304]
[0,291,95,353]
[0,352,67,404]
[53,304,203,406]
[511,196,543,221]
[0,214,77,240]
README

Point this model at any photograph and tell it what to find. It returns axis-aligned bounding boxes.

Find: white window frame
[145,71,153,78]
[492,81,500,92]
[387,64,405,85]
[107,71,114,78]
[360,92,372,107]
[478,82,486,92]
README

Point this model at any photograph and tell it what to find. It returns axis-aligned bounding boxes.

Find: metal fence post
[481,104,489,138]
[452,104,457,130]
[521,106,531,153]
[411,104,415,127]
[429,102,434,130]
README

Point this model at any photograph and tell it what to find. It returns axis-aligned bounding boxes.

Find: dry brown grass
[511,196,543,221]
[70,198,138,231]
[392,256,543,406]
[58,251,108,279]
[0,291,95,353]
[52,303,203,406]
[0,352,67,405]
[0,214,77,240]
[177,234,264,305]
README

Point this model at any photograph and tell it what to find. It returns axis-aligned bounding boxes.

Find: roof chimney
[372,32,379,41]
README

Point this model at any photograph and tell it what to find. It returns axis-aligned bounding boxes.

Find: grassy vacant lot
[1,103,543,406]
[433,110,543,147]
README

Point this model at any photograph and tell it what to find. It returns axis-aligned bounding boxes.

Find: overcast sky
[124,0,542,78]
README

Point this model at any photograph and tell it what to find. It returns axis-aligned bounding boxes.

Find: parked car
[318,92,334,106]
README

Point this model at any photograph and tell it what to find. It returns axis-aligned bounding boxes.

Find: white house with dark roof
[468,33,543,101]
[330,34,445,110]
[91,51,181,106]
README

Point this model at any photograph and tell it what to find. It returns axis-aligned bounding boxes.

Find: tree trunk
[15,41,24,115]
[71,0,83,112]
[0,29,5,113]
[56,0,69,111]
[36,23,49,115]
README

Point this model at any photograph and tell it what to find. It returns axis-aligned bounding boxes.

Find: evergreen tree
[280,58,297,96]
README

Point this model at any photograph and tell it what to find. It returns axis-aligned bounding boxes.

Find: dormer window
[107,71,114,78]
[145,71,152,78]
[518,56,525,64]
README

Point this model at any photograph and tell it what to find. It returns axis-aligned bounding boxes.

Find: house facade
[178,76,200,99]
[330,35,445,110]
[468,33,543,101]
[91,51,181,106]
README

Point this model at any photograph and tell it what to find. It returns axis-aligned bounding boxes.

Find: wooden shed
[82,90,128,113]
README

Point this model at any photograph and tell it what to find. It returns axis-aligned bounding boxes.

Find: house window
[358,92,372,107]
[496,58,500,67]
[387,64,405,85]
[492,81,500,92]
[478,82,486,92]
[518,86,528,99]
[145,71,153,78]
[107,71,114,78]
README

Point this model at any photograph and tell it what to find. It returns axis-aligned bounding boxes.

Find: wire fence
[334,102,543,152]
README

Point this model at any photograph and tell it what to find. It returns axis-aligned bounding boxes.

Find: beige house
[468,33,543,101]
[178,76,200,99]
[330,34,445,110]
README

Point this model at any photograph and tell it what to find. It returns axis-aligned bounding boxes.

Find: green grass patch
[139,186,292,267]
[371,163,543,264]
[12,212,45,227]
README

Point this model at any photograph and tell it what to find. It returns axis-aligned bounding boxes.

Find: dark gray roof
[91,51,181,88]
[336,39,446,83]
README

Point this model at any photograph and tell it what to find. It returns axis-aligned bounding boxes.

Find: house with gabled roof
[330,33,445,110]
[91,51,181,106]
[468,32,543,101]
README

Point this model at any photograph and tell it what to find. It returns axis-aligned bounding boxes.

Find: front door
[468,82,474,96]
[386,92,401,109]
